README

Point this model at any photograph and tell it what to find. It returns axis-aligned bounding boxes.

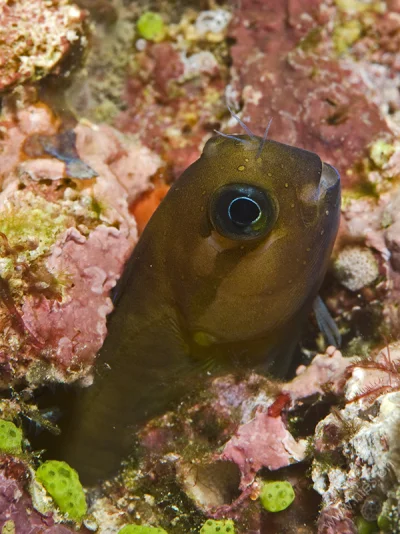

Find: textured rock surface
[312,345,400,533]
[0,0,87,91]
[0,0,400,533]
[0,461,75,533]
[0,100,160,386]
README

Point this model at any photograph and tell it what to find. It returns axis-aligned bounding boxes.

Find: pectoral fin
[313,295,341,348]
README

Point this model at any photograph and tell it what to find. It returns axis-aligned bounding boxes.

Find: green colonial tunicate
[200,519,236,533]
[355,515,379,534]
[137,12,166,42]
[0,419,22,454]
[36,460,87,522]
[118,526,168,534]
[260,480,295,512]
[377,513,391,532]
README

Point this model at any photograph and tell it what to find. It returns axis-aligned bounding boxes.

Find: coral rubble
[0,0,87,92]
[0,98,161,386]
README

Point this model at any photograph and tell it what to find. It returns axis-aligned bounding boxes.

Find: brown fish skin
[58,134,341,484]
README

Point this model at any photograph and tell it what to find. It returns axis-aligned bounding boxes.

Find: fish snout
[320,163,340,197]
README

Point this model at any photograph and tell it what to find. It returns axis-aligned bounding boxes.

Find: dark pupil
[228,197,261,227]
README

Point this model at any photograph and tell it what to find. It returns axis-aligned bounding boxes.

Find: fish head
[153,134,340,351]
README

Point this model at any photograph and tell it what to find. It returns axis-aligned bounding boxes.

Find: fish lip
[320,162,340,192]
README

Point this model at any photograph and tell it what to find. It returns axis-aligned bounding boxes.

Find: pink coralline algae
[0,98,161,386]
[317,507,357,534]
[21,226,126,373]
[226,0,391,184]
[1,0,400,532]
[105,347,400,531]
[219,349,352,490]
[115,20,230,177]
[0,0,87,92]
[286,348,351,400]
[221,410,306,488]
[76,349,359,533]
[0,480,79,533]
[0,457,76,534]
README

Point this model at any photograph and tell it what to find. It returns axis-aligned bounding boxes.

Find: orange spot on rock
[130,182,170,235]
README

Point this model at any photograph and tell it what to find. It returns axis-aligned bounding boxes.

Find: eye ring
[209,183,277,241]
[228,196,261,227]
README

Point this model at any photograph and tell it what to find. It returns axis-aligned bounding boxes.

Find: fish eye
[209,184,277,241]
[228,197,261,226]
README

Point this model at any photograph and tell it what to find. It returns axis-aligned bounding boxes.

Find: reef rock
[0,98,161,386]
[0,0,87,92]
[313,345,400,533]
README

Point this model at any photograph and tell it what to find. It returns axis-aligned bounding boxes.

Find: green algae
[369,140,395,169]
[298,27,323,52]
[377,512,392,532]
[376,488,400,534]
[89,195,105,218]
[355,516,379,533]
[333,19,362,54]
[259,480,295,512]
[1,520,15,534]
[344,336,373,359]
[200,519,236,533]
[137,12,166,42]
[335,0,386,14]
[0,419,22,454]
[66,14,136,123]
[0,193,68,260]
[36,460,87,522]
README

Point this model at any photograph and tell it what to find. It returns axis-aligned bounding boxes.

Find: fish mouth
[315,162,341,207]
[320,163,340,193]
[299,162,340,226]
[299,162,340,211]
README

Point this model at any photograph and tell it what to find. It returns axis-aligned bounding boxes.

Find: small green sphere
[200,519,236,533]
[377,513,391,532]
[137,12,166,42]
[36,460,87,522]
[0,419,22,454]
[259,480,295,512]
[118,526,168,534]
[355,515,379,534]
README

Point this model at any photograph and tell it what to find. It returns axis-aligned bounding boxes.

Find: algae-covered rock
[2,0,400,533]
[0,100,160,387]
[370,140,395,169]
[0,0,87,92]
[0,191,69,261]
[333,19,362,55]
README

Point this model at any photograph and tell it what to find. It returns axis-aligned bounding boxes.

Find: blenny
[58,123,341,484]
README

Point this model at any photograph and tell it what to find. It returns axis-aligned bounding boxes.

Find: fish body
[59,134,341,484]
